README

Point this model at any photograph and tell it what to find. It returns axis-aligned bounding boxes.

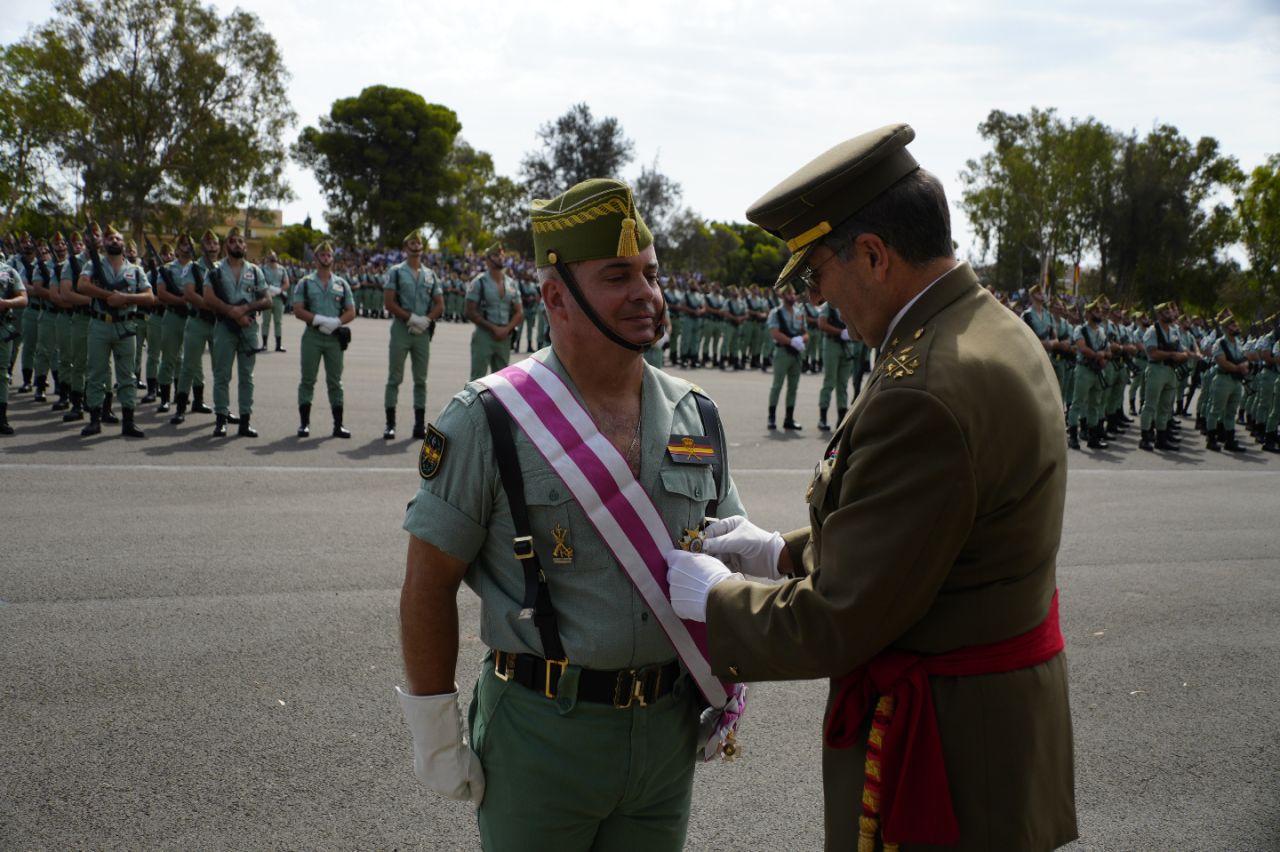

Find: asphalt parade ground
[2,317,1277,851]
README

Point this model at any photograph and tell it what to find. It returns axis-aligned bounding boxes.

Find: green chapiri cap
[403,229,424,246]
[1086,295,1105,311]
[531,178,652,268]
[315,240,334,254]
[103,222,123,239]
[746,123,919,290]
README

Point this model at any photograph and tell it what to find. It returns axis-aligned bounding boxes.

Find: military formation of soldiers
[3,226,1276,454]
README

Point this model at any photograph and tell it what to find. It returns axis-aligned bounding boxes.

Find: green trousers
[55,312,75,385]
[36,309,59,376]
[470,329,512,381]
[1267,371,1280,433]
[1140,363,1177,431]
[522,312,538,352]
[85,317,139,410]
[298,325,344,407]
[679,317,701,361]
[819,337,853,409]
[1249,369,1275,424]
[470,657,697,852]
[384,319,430,410]
[20,307,39,372]
[62,313,90,393]
[1128,359,1147,408]
[769,346,802,407]
[142,311,163,380]
[259,296,285,339]
[1208,373,1244,432]
[1071,364,1106,427]
[158,309,187,385]
[0,335,12,402]
[178,315,214,395]
[210,321,258,416]
[1104,361,1125,414]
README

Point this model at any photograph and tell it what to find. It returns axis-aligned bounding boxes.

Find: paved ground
[2,317,1277,850]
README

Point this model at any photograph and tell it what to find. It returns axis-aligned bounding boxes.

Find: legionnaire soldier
[765,287,807,430]
[0,259,28,434]
[679,279,706,368]
[152,238,189,413]
[382,230,444,441]
[519,274,541,353]
[292,241,356,438]
[203,227,270,438]
[465,243,523,381]
[1023,284,1071,396]
[13,233,39,395]
[124,239,152,396]
[397,177,745,852]
[1205,308,1250,452]
[816,302,855,431]
[47,232,74,411]
[172,230,220,425]
[1138,301,1187,452]
[76,223,155,438]
[666,124,1076,852]
[36,236,67,408]
[1069,296,1111,450]
[57,230,93,422]
[259,250,290,352]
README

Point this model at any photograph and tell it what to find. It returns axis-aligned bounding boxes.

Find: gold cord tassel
[858,815,878,852]
[617,217,639,257]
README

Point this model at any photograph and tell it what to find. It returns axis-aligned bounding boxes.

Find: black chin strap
[553,257,664,353]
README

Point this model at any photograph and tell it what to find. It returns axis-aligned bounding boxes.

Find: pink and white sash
[477,357,746,761]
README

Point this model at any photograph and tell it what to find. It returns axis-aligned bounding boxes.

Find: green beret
[531,178,653,268]
[745,123,919,289]
[315,241,334,254]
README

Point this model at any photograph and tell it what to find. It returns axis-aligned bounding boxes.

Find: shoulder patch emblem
[419,424,447,479]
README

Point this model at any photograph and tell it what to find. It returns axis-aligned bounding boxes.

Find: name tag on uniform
[666,434,716,464]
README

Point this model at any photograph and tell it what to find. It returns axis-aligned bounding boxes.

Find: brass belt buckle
[494,651,514,682]
[544,658,567,699]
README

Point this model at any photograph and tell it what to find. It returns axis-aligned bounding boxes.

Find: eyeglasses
[796,250,840,295]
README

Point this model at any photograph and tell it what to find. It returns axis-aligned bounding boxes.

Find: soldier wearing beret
[292,241,356,438]
[666,124,1076,852]
[397,177,744,852]
[382,230,444,440]
[465,243,523,381]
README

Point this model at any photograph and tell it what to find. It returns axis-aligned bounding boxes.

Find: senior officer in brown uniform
[666,125,1076,852]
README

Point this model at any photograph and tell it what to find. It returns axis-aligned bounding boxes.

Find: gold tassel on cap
[617,217,639,257]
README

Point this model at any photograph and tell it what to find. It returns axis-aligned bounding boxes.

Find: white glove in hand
[396,685,486,805]
[666,549,742,622]
[408,314,428,335]
[840,328,851,342]
[790,335,806,353]
[700,515,785,581]
[310,314,328,330]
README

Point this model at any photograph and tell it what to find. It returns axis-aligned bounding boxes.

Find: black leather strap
[692,391,726,519]
[478,391,567,662]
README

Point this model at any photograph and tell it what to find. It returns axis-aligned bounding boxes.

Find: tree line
[2,0,1275,308]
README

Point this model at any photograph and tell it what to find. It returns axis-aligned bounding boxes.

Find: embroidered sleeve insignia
[419,424,446,479]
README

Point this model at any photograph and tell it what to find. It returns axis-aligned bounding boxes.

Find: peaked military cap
[746,123,919,289]
[531,178,652,268]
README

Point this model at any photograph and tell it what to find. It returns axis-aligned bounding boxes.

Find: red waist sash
[824,590,1064,848]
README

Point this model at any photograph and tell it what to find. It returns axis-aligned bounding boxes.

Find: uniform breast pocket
[523,473,588,570]
[660,465,717,533]
[806,457,836,513]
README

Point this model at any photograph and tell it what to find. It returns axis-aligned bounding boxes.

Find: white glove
[408,313,429,334]
[267,286,282,299]
[700,515,785,581]
[790,335,806,353]
[396,685,485,805]
[666,549,742,622]
[840,328,851,342]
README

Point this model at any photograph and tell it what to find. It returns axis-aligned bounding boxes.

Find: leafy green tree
[9,0,295,241]
[442,138,529,254]
[268,222,328,262]
[295,86,461,246]
[520,103,634,200]
[1235,154,1280,313]
[0,43,69,222]
[633,156,683,253]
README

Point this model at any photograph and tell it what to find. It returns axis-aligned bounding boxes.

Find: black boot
[297,404,311,438]
[1067,422,1080,450]
[51,382,70,411]
[1206,427,1221,452]
[1195,414,1206,433]
[1155,429,1177,451]
[767,406,777,431]
[1139,428,1154,451]
[784,407,802,430]
[1129,400,1138,416]
[225,412,240,424]
[17,368,32,393]
[1104,413,1118,435]
[259,334,269,352]
[0,403,11,435]
[141,377,158,404]
[81,407,102,437]
[158,384,171,412]
[817,407,830,432]
[170,391,188,425]
[191,385,212,414]
[1087,423,1108,450]
[332,406,350,439]
[63,391,84,422]
[1263,432,1280,454]
[412,408,426,440]
[275,336,286,353]
[121,407,145,438]
[1223,430,1247,453]
[837,407,848,425]
[213,413,228,437]
[33,375,47,403]
[238,413,257,438]
[101,393,119,425]
[384,407,396,440]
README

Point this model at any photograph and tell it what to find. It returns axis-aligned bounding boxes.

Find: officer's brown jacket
[707,263,1078,851]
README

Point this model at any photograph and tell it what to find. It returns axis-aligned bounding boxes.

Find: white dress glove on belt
[407,313,428,334]
[396,685,486,805]
[840,328,851,342]
[665,549,742,622]
[790,335,806,353]
[700,515,786,581]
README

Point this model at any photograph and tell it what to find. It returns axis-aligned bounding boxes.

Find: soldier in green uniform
[1205,309,1250,452]
[1138,301,1188,452]
[171,230,219,425]
[0,259,28,434]
[746,285,771,369]
[664,277,683,359]
[1022,285,1070,399]
[723,284,748,369]
[76,224,154,438]
[1127,309,1149,416]
[152,239,188,413]
[203,227,270,438]
[465,244,523,381]
[667,123,1076,852]
[1264,332,1280,453]
[46,233,74,412]
[1069,296,1111,450]
[12,234,39,395]
[702,282,725,367]
[292,241,356,438]
[816,303,855,431]
[383,230,444,441]
[801,294,823,374]
[766,288,807,430]
[519,275,541,353]
[57,231,93,422]
[679,280,705,368]
[396,177,745,852]
[124,239,152,396]
[259,250,290,352]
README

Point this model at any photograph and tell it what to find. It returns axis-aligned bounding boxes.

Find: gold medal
[678,527,705,553]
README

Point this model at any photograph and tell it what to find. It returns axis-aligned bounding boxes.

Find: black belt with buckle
[493,650,680,708]
[195,309,216,323]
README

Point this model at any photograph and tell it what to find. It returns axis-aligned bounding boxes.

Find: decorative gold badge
[551,525,574,564]
[678,527,705,553]
[880,344,921,380]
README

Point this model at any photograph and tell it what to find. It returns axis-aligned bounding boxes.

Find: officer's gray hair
[820,168,953,268]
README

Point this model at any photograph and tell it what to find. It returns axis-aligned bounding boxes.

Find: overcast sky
[4,0,1279,262]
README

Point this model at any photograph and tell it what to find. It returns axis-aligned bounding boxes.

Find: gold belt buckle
[494,651,514,682]
[544,658,567,699]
